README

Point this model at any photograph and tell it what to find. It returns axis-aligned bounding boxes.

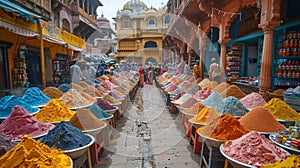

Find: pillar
[218,38,230,79]
[86,0,90,14]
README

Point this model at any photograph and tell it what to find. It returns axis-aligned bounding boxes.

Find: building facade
[114,0,170,64]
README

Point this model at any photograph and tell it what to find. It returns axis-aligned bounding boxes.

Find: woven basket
[267,91,284,100]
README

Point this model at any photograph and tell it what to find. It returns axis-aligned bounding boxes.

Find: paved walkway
[95,84,200,168]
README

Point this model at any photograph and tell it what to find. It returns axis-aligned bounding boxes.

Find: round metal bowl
[188,119,206,129]
[69,103,93,110]
[69,157,73,168]
[104,106,118,113]
[269,133,300,154]
[82,122,107,138]
[198,132,225,148]
[219,144,291,168]
[63,134,95,159]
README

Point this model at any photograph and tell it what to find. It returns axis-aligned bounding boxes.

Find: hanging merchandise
[12,50,28,88]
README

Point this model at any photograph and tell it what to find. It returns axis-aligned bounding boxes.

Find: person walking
[209,57,221,83]
[70,61,85,83]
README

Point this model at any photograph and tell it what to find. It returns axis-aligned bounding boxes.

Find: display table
[231,82,259,94]
[181,113,192,137]
[189,124,201,154]
[89,128,105,164]
[72,149,92,168]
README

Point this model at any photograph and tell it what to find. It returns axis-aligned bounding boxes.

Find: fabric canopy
[0,0,41,22]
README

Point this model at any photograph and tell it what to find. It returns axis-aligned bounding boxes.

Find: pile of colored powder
[222,131,289,167]
[82,85,106,97]
[102,94,121,105]
[0,135,71,168]
[183,102,206,115]
[78,81,91,88]
[0,133,17,157]
[239,107,285,132]
[58,84,71,93]
[184,82,199,94]
[43,86,63,99]
[34,99,75,123]
[178,81,190,88]
[111,89,126,98]
[0,95,39,117]
[97,99,116,111]
[22,87,51,106]
[88,104,112,119]
[198,78,210,88]
[220,85,246,99]
[212,82,230,94]
[264,98,300,120]
[261,155,300,168]
[271,89,284,97]
[95,84,107,93]
[108,91,122,100]
[59,89,92,108]
[165,85,178,92]
[171,92,184,100]
[69,83,84,90]
[173,93,193,105]
[240,92,267,109]
[100,80,114,91]
[114,87,128,95]
[171,88,183,95]
[178,97,198,109]
[80,91,97,103]
[202,81,218,90]
[0,106,54,140]
[70,108,106,130]
[221,96,249,116]
[190,107,220,125]
[193,88,212,100]
[40,121,91,150]
[197,114,249,141]
[202,92,224,113]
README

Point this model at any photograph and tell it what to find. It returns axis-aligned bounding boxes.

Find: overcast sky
[97,0,168,28]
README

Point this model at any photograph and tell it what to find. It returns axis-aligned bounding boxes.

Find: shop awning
[0,20,38,37]
[0,0,41,22]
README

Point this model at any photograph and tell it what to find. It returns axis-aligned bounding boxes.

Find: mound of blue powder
[221,96,249,116]
[202,92,224,113]
[58,84,71,93]
[40,121,91,150]
[88,104,112,119]
[0,95,39,117]
[22,87,50,106]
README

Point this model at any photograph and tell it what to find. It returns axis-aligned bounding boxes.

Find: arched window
[163,15,170,27]
[148,19,156,28]
[122,16,131,28]
[62,19,70,32]
[144,41,157,48]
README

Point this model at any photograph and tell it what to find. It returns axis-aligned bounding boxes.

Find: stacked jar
[279,31,300,56]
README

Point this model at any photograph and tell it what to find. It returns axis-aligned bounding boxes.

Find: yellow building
[114,0,169,64]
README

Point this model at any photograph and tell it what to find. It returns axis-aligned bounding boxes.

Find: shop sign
[61,30,86,49]
[0,8,38,32]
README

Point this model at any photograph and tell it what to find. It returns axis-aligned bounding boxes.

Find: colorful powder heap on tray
[96,99,116,111]
[183,102,206,116]
[114,87,128,95]
[100,80,114,91]
[178,97,198,109]
[239,107,285,132]
[261,155,300,168]
[42,86,63,99]
[221,96,249,116]
[220,85,246,99]
[58,84,71,93]
[165,85,178,92]
[198,78,210,88]
[240,92,267,109]
[69,83,84,90]
[70,108,106,130]
[0,95,39,117]
[212,82,230,94]
[88,104,112,119]
[102,94,121,105]
[82,85,106,97]
[0,135,71,168]
[34,99,75,123]
[202,92,224,113]
[22,87,51,106]
[222,131,289,167]
[0,106,54,141]
[40,121,91,150]
[59,89,92,108]
[190,107,220,125]
[193,88,212,100]
[263,98,300,120]
[202,81,218,90]
[173,93,193,105]
[171,88,183,95]
[80,91,97,103]
[0,133,17,157]
[270,89,284,97]
[78,81,91,88]
[197,114,249,141]
[108,91,122,100]
[112,89,126,98]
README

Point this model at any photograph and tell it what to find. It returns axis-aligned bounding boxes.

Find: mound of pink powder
[178,97,198,108]
[193,88,212,100]
[222,131,289,167]
[240,92,266,109]
[0,106,55,140]
[165,85,178,92]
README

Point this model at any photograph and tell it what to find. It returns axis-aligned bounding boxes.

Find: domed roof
[123,0,147,12]
[97,13,110,29]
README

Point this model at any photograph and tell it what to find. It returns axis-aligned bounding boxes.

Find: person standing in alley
[70,60,85,83]
[139,64,144,87]
[209,57,221,83]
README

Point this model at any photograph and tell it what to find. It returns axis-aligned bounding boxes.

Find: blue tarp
[0,0,41,22]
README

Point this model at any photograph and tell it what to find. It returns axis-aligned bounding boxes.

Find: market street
[96,84,200,168]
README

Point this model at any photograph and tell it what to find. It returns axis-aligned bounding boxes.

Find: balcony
[14,0,51,18]
[78,7,96,25]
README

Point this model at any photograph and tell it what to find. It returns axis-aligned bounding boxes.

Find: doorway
[24,49,42,86]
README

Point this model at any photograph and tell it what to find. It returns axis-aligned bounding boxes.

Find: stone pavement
[95,84,200,168]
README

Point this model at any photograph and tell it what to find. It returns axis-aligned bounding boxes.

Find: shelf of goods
[12,57,28,88]
[226,44,242,79]
[273,27,300,88]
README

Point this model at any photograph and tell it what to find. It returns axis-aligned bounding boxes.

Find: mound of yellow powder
[190,107,220,125]
[220,85,246,99]
[261,155,300,168]
[34,99,75,123]
[263,98,300,120]
[0,135,71,168]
